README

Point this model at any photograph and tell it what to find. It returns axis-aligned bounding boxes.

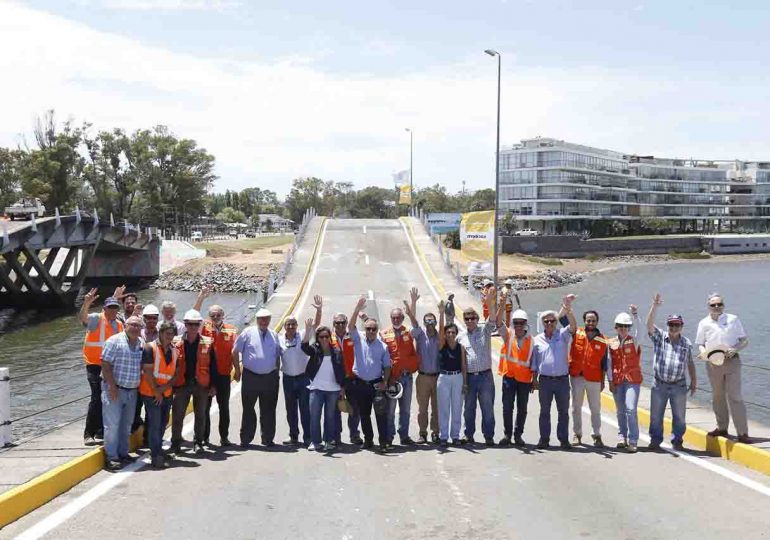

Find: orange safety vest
[82,313,124,366]
[609,336,643,385]
[498,333,534,383]
[569,328,608,383]
[202,321,237,376]
[173,335,213,387]
[331,333,356,378]
[381,326,421,379]
[139,341,178,398]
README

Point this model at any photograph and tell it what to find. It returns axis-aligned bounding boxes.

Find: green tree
[349,186,394,218]
[216,206,246,223]
[0,148,23,210]
[414,184,454,213]
[500,211,517,235]
[285,177,325,222]
[83,128,139,220]
[468,188,495,211]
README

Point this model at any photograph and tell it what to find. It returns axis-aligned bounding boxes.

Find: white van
[191,231,203,241]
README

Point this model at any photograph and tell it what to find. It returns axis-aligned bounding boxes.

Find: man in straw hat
[695,292,750,444]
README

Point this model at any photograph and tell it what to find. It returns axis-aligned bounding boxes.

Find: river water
[2,259,769,443]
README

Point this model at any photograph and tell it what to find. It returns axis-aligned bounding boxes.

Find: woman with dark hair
[436,301,467,448]
[302,319,346,452]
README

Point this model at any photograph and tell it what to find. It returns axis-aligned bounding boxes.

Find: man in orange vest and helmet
[169,309,218,456]
[608,306,642,453]
[497,306,535,447]
[331,311,362,445]
[78,288,124,446]
[563,309,609,447]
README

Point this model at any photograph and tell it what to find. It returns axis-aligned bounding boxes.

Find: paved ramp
[4,218,770,539]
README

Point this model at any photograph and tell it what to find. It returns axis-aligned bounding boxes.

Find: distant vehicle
[514,228,541,237]
[244,230,257,238]
[191,231,203,241]
[5,197,46,220]
[228,229,239,238]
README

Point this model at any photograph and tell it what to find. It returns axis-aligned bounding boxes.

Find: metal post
[485,49,502,310]
[0,367,10,447]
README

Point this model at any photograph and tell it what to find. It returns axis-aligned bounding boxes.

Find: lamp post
[405,128,413,212]
[484,48,501,298]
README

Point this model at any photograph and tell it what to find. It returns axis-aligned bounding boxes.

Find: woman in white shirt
[302,319,346,452]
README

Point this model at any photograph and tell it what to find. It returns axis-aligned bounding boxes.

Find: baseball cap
[666,314,684,324]
[104,297,120,307]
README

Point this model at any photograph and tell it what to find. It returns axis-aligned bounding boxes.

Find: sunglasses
[365,327,378,331]
[543,319,557,324]
[425,320,437,325]
[185,322,201,326]
[709,303,724,308]
[667,323,683,328]
[464,316,478,321]
[333,321,347,325]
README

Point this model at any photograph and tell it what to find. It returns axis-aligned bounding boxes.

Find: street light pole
[485,49,501,297]
[405,128,413,212]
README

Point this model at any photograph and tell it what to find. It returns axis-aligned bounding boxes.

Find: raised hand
[112,284,127,300]
[438,299,445,311]
[312,295,323,310]
[629,304,638,316]
[409,287,420,305]
[199,284,214,299]
[563,293,577,307]
[134,304,144,317]
[653,293,663,306]
[355,295,367,311]
[305,317,315,332]
[84,288,99,305]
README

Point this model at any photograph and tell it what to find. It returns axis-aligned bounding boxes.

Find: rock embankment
[151,262,278,293]
[465,269,584,291]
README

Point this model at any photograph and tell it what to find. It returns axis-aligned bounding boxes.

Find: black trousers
[240,369,279,445]
[84,364,103,438]
[347,378,387,444]
[204,375,232,442]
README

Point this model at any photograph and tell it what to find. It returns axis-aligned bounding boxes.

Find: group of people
[80,282,751,470]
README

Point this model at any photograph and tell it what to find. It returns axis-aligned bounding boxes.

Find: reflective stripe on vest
[569,328,607,382]
[499,334,534,383]
[139,341,177,397]
[609,336,643,385]
[83,314,123,365]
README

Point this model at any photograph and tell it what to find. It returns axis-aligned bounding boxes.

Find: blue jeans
[143,395,172,458]
[538,375,570,444]
[386,373,414,442]
[102,385,137,461]
[283,374,311,444]
[309,389,339,446]
[437,372,463,441]
[649,379,687,445]
[502,376,531,438]
[612,383,640,444]
[464,370,495,440]
[336,379,360,442]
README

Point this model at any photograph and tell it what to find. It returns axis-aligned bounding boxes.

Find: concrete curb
[0,217,329,530]
[401,216,770,477]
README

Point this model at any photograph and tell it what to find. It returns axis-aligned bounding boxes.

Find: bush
[668,250,711,260]
[444,230,460,249]
[583,254,603,261]
[525,255,563,266]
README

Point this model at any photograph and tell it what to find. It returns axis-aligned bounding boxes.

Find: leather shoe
[498,437,511,446]
[737,434,752,444]
[400,436,416,446]
[536,439,549,449]
[708,428,728,437]
[220,438,232,447]
[513,436,526,447]
[351,436,364,445]
[416,435,429,444]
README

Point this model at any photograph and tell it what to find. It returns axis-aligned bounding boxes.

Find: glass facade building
[500,138,770,234]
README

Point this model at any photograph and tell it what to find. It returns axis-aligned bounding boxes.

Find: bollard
[0,367,10,447]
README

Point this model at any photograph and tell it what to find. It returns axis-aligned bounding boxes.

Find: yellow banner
[460,210,494,276]
[398,184,412,205]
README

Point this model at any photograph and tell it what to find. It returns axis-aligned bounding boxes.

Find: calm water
[2,259,770,442]
[0,290,259,442]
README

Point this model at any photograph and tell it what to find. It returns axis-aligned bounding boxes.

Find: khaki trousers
[570,376,602,437]
[707,355,749,435]
[416,373,439,438]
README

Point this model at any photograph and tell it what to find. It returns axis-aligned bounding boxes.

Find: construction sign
[398,184,412,205]
[460,210,494,276]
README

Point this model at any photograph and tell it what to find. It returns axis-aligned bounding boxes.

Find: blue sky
[2,0,769,196]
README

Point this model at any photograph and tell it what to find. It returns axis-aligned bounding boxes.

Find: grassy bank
[192,235,293,258]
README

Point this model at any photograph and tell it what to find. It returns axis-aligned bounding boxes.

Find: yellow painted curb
[0,217,328,530]
[404,215,770,478]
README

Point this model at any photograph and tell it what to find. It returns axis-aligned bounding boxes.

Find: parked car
[245,230,257,238]
[5,197,46,220]
[514,228,541,237]
[228,229,239,238]
[191,231,203,241]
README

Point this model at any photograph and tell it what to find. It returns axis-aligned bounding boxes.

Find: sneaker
[616,439,628,449]
[439,439,449,448]
[708,428,728,438]
[737,434,752,444]
[283,438,300,446]
[194,442,205,455]
[84,436,98,446]
[351,436,364,445]
[672,440,684,451]
[151,456,167,469]
[513,436,526,447]
[627,444,638,454]
[592,435,605,448]
[560,441,572,450]
[220,438,232,447]
[485,438,495,447]
[401,436,416,446]
[460,436,474,445]
[648,441,661,451]
[94,433,104,442]
[536,439,549,450]
[307,443,317,452]
[431,433,439,444]
[571,435,582,446]
[417,435,429,444]
[498,437,511,446]
[104,459,123,471]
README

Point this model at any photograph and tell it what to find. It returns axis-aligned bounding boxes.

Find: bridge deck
[2,218,769,538]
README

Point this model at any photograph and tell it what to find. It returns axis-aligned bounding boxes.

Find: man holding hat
[444,293,456,326]
[169,309,217,455]
[233,307,281,448]
[695,293,750,443]
[500,279,515,327]
[646,293,697,451]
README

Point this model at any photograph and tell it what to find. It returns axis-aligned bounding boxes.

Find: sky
[1,0,769,197]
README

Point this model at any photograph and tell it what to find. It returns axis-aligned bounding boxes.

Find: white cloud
[72,0,242,10]
[1,2,768,198]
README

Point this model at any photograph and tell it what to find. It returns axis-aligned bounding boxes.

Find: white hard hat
[255,308,272,318]
[504,279,513,285]
[183,309,203,322]
[614,312,634,326]
[142,304,160,316]
[511,309,528,321]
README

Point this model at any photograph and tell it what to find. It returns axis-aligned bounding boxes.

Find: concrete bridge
[0,215,160,308]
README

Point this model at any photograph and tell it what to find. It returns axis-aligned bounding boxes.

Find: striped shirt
[101,332,144,388]
[649,326,692,383]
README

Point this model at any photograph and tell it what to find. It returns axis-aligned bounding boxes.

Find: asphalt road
[4,219,770,540]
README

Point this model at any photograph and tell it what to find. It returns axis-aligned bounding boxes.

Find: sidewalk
[0,216,326,528]
[402,216,770,476]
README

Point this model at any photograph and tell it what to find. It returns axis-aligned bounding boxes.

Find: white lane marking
[367,290,374,301]
[363,225,367,234]
[365,254,369,265]
[15,222,331,539]
[582,405,770,497]
[435,453,471,521]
